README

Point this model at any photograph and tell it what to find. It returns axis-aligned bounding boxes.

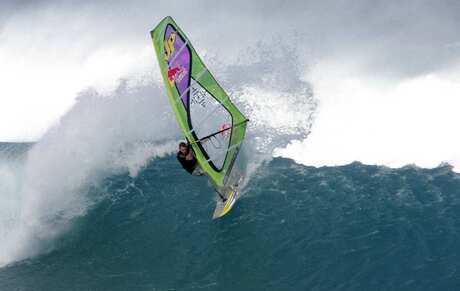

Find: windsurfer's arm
[185,143,194,160]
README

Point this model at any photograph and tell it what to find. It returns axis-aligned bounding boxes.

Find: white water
[277,61,460,172]
[0,41,316,266]
[0,0,458,272]
[0,84,179,266]
[2,35,460,268]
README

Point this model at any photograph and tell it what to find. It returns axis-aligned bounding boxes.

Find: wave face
[1,144,460,291]
[0,37,316,270]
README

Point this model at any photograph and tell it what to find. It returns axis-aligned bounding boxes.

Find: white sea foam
[0,39,317,266]
[277,61,460,172]
[0,83,179,267]
[218,42,317,179]
[2,30,458,269]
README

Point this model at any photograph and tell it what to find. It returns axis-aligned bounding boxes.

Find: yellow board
[212,189,239,219]
[212,170,244,219]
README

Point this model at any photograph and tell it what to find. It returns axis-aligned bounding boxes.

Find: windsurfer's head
[179,142,188,154]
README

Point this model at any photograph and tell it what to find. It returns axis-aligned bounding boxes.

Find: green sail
[150,16,248,187]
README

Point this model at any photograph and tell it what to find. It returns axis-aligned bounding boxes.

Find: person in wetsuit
[177,142,204,176]
[177,141,226,201]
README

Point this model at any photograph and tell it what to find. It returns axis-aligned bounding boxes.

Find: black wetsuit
[177,149,197,174]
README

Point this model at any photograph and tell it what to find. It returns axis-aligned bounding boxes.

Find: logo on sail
[167,65,187,86]
[219,123,232,137]
[164,32,176,61]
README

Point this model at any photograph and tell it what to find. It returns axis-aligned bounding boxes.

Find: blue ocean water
[1,143,460,290]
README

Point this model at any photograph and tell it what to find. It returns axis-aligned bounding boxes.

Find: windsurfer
[177,142,204,176]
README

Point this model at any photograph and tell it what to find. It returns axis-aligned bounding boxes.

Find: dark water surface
[1,149,460,290]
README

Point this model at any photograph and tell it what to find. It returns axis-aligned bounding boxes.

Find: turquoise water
[1,144,460,290]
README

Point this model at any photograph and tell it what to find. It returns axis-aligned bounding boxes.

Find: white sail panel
[189,78,232,169]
